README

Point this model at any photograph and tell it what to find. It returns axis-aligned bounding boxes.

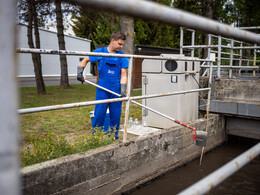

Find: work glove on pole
[77,66,85,84]
[120,84,127,97]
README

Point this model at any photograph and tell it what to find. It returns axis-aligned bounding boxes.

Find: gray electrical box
[142,54,200,129]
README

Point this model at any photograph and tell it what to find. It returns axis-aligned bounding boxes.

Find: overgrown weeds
[20,84,142,167]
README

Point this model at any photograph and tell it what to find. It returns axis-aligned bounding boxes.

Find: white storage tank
[142,54,200,129]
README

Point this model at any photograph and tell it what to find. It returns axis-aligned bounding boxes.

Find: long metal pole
[199,60,213,166]
[17,48,213,62]
[0,0,21,194]
[131,100,196,133]
[253,43,256,77]
[123,57,133,142]
[191,30,195,57]
[18,88,210,115]
[201,65,259,69]
[239,42,243,76]
[180,27,183,54]
[229,39,234,78]
[179,142,260,195]
[217,36,222,78]
[73,0,260,44]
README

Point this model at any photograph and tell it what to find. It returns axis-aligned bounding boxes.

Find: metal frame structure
[2,0,260,194]
[17,48,212,142]
[180,27,260,78]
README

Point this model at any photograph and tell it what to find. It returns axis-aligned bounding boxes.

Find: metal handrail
[74,0,260,44]
[17,48,212,62]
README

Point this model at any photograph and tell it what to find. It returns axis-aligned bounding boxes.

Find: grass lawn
[19,84,142,167]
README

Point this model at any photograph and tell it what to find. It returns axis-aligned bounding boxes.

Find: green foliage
[71,9,112,48]
[20,85,142,166]
[20,130,114,167]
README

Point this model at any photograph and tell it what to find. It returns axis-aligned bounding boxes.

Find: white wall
[16,24,91,77]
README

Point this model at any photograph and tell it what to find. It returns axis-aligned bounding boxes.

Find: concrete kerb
[21,114,225,195]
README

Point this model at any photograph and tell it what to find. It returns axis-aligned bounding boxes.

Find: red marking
[175,120,181,124]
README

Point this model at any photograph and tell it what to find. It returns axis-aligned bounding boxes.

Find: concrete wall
[214,79,260,104]
[21,114,225,195]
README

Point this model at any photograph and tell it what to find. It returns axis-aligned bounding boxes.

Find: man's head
[109,31,126,53]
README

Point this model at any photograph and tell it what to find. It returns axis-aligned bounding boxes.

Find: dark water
[126,136,260,195]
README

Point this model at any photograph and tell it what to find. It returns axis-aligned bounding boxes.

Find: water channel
[125,136,260,195]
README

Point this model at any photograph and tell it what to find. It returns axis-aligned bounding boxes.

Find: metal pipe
[200,65,259,69]
[215,57,259,62]
[84,79,120,97]
[229,39,234,78]
[212,51,241,56]
[217,36,222,78]
[183,45,218,49]
[180,27,183,55]
[19,88,209,115]
[200,60,214,166]
[238,26,260,30]
[18,97,128,114]
[123,57,133,142]
[130,88,210,101]
[183,45,260,50]
[191,30,195,57]
[131,100,196,132]
[0,0,20,194]
[179,142,260,195]
[253,43,257,77]
[232,46,260,49]
[239,42,243,76]
[17,48,213,62]
[73,0,260,44]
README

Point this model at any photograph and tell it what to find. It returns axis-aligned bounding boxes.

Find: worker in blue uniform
[77,31,129,140]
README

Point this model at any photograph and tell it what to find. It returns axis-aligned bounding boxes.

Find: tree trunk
[27,0,46,95]
[120,15,134,90]
[203,0,213,59]
[111,13,117,33]
[120,15,134,54]
[55,0,70,88]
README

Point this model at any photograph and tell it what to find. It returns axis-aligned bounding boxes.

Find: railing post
[217,35,222,78]
[239,41,243,76]
[206,34,212,76]
[191,30,195,57]
[180,27,183,55]
[0,0,21,194]
[123,57,134,142]
[229,39,234,78]
[253,43,256,77]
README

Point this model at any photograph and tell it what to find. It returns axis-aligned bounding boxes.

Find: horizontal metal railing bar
[238,26,260,30]
[17,48,213,62]
[183,45,260,50]
[215,57,260,62]
[18,98,128,114]
[201,65,259,69]
[210,50,241,56]
[73,0,260,44]
[178,142,260,195]
[183,45,218,49]
[215,52,241,56]
[233,46,260,49]
[18,88,209,115]
[130,88,210,101]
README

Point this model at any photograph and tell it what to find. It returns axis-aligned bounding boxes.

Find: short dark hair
[111,31,126,41]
